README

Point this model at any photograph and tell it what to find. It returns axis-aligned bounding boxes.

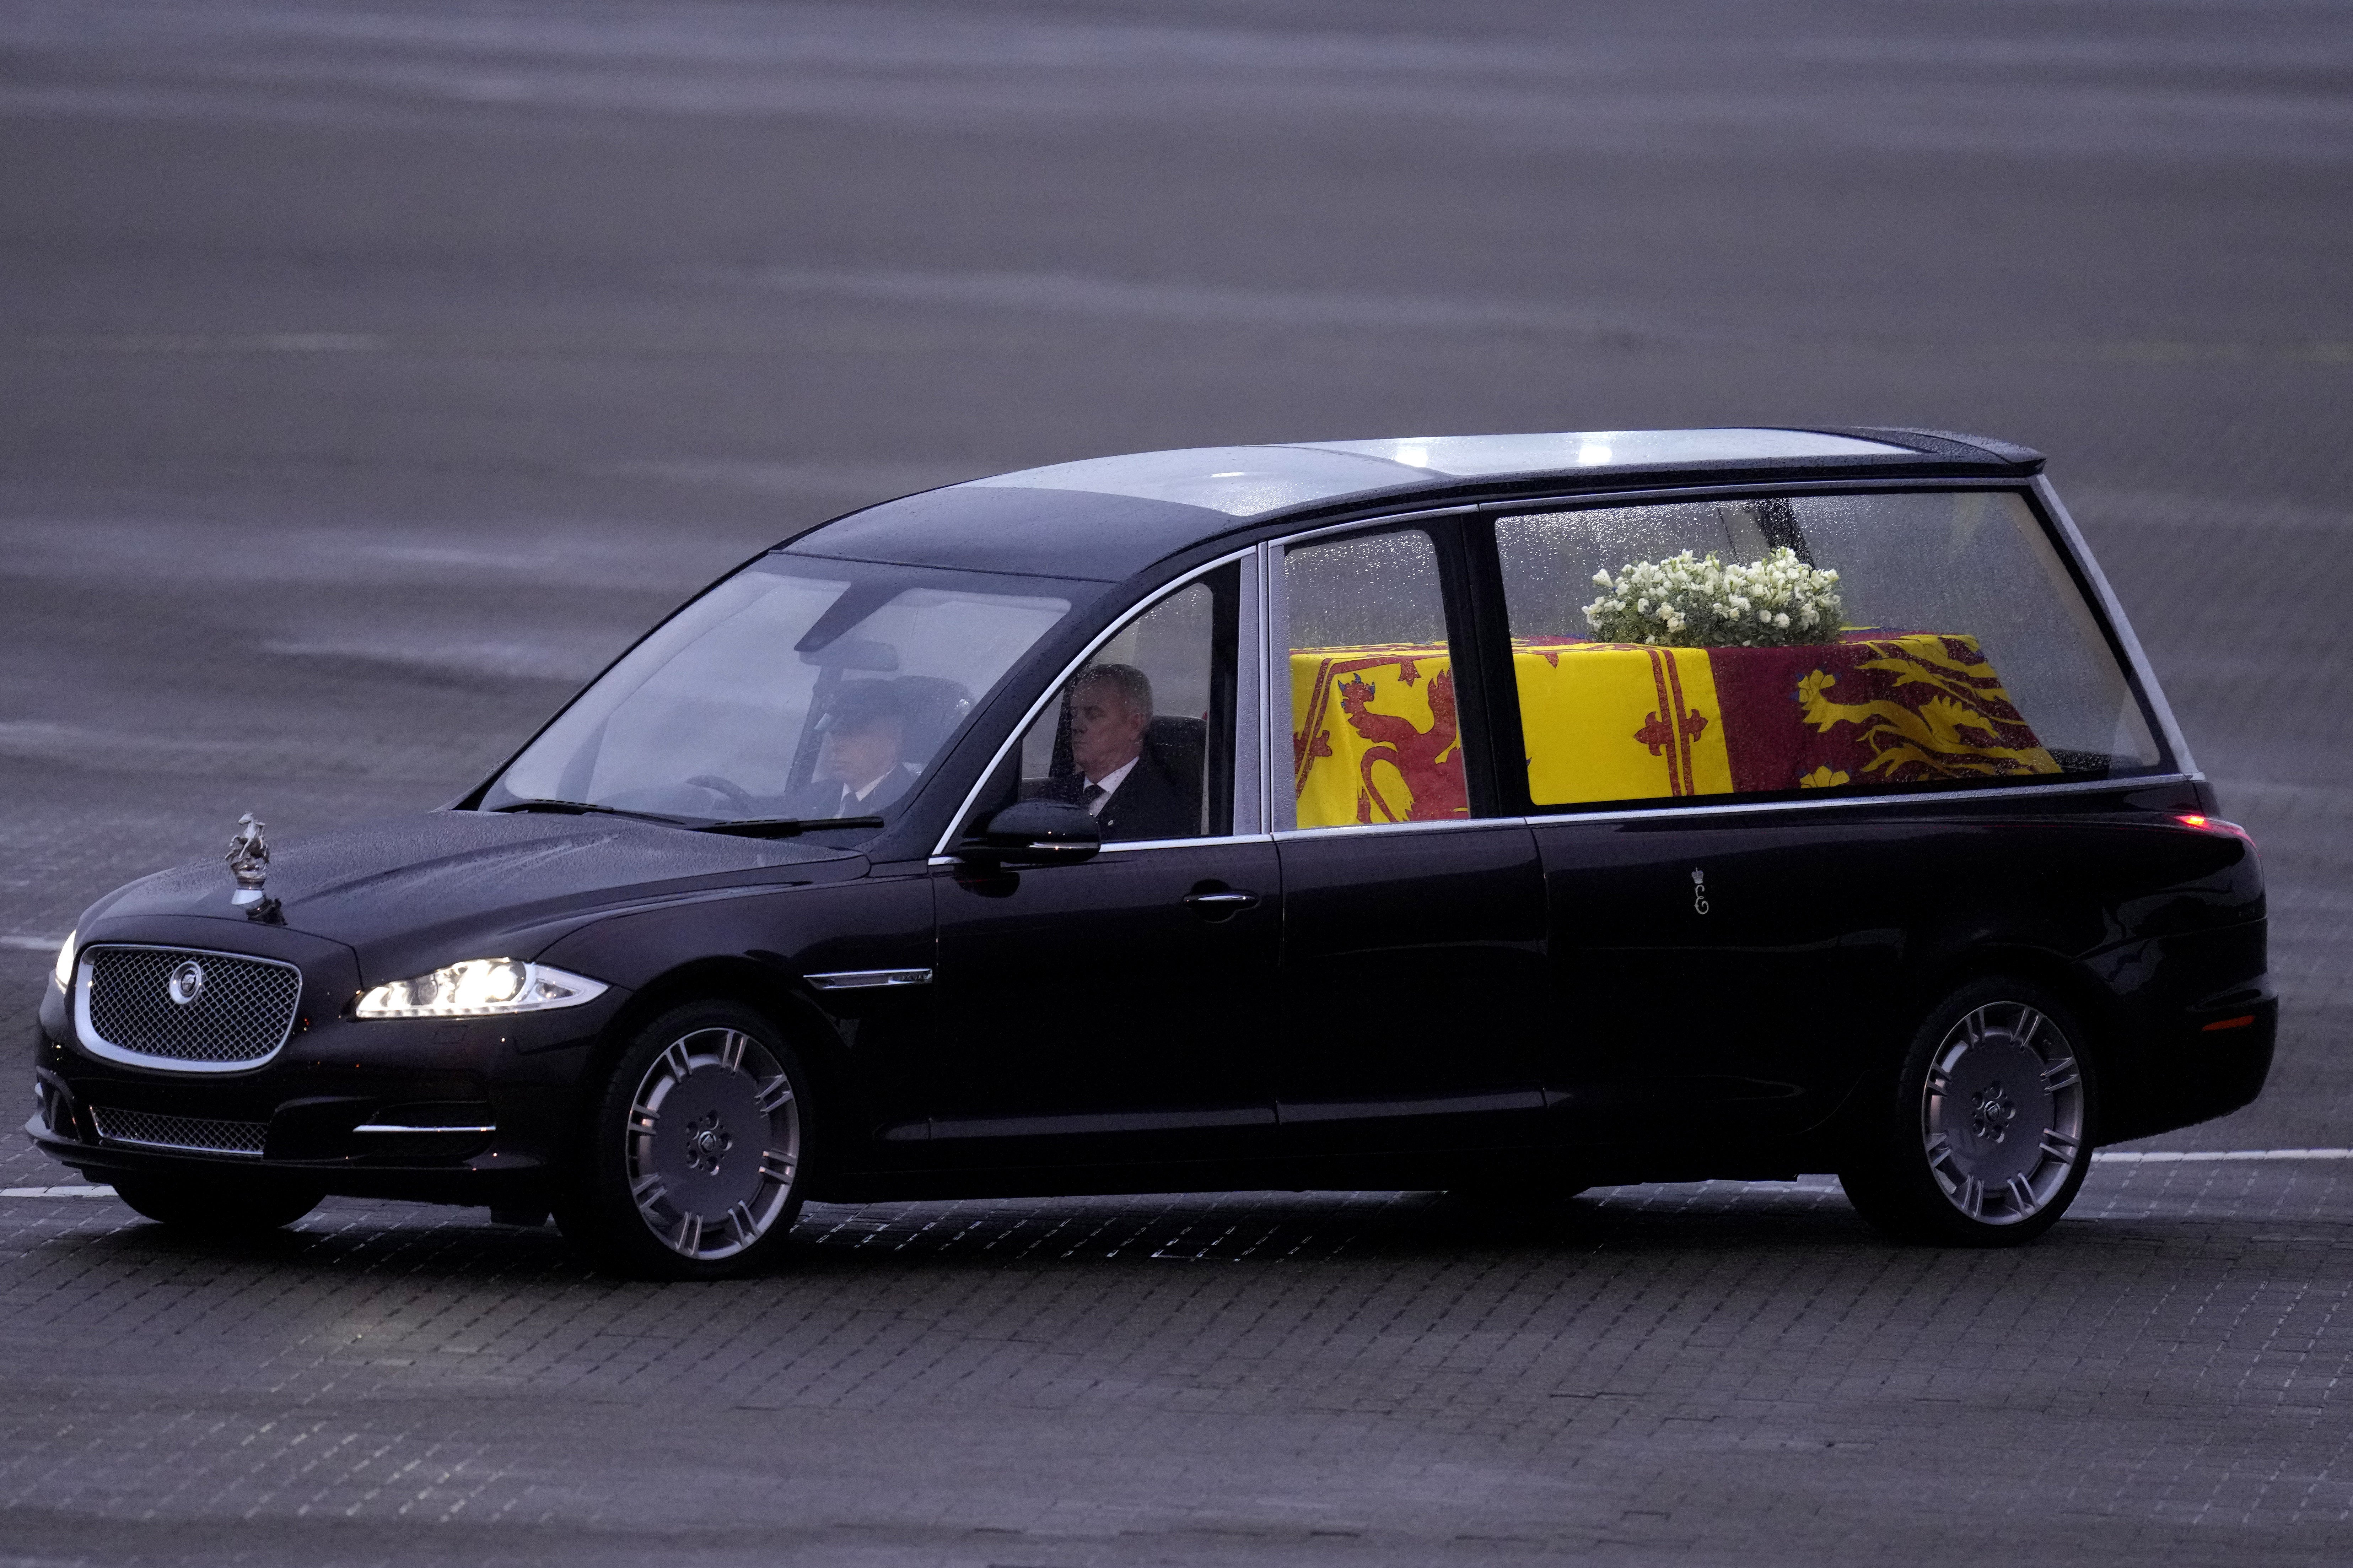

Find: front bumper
[29,986,625,1207]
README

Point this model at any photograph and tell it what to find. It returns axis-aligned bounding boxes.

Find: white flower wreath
[1583,546,1844,648]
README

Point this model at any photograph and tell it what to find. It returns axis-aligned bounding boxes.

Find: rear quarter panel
[1890,801,2268,1142]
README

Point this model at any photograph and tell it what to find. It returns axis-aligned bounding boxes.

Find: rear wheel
[1840,977,2094,1245]
[555,1000,809,1280]
[112,1173,322,1233]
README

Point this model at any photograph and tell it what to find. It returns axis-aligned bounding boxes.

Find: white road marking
[0,935,65,951]
[2094,1149,2353,1163]
[1,1186,115,1199]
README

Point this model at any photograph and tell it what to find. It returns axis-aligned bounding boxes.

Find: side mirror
[959,801,1101,868]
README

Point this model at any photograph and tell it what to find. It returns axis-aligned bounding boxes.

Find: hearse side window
[968,564,1240,843]
[1492,490,2163,810]
[1279,528,1470,829]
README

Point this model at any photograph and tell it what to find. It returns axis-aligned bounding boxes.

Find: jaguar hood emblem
[226,812,281,921]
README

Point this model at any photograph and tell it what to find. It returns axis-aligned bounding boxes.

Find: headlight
[52,931,75,992]
[354,958,607,1019]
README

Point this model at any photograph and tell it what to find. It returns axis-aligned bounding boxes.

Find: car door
[925,558,1285,1172]
[1481,496,1911,1147]
[1482,488,2163,1151]
[1520,809,1904,1148]
[1268,521,1551,1159]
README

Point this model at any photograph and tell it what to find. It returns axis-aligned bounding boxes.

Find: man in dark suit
[790,682,921,819]
[1060,664,1198,842]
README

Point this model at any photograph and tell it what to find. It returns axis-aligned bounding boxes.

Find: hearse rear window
[1492,490,2163,809]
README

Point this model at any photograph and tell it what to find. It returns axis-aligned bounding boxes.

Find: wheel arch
[572,956,856,1168]
[1895,941,2127,1142]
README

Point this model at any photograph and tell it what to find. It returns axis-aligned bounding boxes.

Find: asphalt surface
[3,1,2351,1562]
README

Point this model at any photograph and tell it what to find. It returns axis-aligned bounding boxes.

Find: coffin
[1288,632,2059,827]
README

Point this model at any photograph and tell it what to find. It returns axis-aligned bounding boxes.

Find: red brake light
[2174,813,2255,845]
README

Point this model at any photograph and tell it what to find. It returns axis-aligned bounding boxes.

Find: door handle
[1183,888,1261,918]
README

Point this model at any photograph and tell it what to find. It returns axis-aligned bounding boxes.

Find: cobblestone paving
[1,1163,2349,1566]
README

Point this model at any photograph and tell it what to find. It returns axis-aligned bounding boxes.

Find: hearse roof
[782,426,2045,583]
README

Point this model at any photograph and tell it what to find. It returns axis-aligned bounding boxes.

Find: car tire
[1839,976,2096,1246]
[554,999,810,1281]
[112,1173,322,1232]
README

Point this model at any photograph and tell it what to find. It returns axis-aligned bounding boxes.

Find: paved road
[5,1164,2352,1564]
[2,1,2350,1561]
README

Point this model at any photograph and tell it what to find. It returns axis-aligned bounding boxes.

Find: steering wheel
[685,774,757,811]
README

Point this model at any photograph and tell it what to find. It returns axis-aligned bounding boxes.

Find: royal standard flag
[1291,632,2059,822]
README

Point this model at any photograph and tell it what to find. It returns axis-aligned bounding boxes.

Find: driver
[794,682,919,818]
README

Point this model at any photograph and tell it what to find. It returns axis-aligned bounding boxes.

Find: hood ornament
[226,812,281,922]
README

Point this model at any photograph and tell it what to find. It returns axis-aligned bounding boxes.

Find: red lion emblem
[1337,668,1468,822]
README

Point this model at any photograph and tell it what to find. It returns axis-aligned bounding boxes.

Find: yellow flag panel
[1290,633,2058,822]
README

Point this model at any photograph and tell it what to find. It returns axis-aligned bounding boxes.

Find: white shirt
[829,766,909,816]
[1082,757,1139,815]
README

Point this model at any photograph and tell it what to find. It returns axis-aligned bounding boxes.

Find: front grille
[90,1105,267,1158]
[83,945,300,1069]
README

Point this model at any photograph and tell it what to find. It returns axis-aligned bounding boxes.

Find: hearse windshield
[484,554,1082,830]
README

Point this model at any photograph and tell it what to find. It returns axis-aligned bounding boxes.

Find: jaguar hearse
[29,428,2273,1277]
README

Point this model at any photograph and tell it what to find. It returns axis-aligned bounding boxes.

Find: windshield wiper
[492,799,884,838]
[489,799,695,826]
[696,814,887,839]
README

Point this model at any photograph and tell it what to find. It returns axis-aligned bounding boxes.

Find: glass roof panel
[1301,429,1910,475]
[960,430,1917,518]
[964,444,1427,517]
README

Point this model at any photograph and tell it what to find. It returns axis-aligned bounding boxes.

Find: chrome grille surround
[76,944,301,1073]
[89,1105,268,1158]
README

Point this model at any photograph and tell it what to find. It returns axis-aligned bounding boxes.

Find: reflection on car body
[28,428,2273,1277]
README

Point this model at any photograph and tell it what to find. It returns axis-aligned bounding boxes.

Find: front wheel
[555,1000,809,1280]
[1840,977,2094,1246]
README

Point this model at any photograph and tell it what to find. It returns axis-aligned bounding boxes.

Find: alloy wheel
[1918,1001,2084,1226]
[622,1026,800,1261]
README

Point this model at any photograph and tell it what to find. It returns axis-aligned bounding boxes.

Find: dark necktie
[1081,783,1106,808]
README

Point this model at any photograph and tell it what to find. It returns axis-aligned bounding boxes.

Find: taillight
[2175,813,2256,846]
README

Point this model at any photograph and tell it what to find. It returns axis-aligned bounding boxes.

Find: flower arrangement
[1582,546,1844,648]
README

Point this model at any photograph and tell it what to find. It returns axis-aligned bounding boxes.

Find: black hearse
[29,429,2272,1277]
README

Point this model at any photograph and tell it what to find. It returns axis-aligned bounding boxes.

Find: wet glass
[1280,529,1466,829]
[1494,490,2163,809]
[976,571,1237,843]
[488,556,1076,829]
